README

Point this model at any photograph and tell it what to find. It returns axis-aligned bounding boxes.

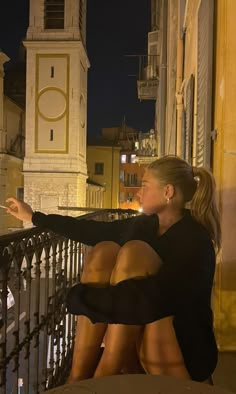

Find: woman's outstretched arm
[6,197,151,246]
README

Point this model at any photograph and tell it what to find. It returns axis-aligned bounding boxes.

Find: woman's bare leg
[138,317,191,379]
[68,241,120,382]
[94,240,162,377]
[121,342,145,374]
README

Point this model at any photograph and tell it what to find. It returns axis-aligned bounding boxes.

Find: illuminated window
[121,154,127,163]
[44,0,65,29]
[131,154,136,163]
[95,163,104,175]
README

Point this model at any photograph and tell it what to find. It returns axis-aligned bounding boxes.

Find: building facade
[0,52,25,233]
[100,126,146,211]
[87,144,120,209]
[23,0,89,217]
[167,0,236,350]
[119,150,144,211]
[151,0,236,350]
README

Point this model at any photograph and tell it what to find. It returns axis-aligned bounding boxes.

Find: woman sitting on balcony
[6,156,221,384]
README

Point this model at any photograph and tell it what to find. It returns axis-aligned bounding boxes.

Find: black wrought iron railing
[0,209,137,394]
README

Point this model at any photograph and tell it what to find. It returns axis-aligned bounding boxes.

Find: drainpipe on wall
[158,0,168,157]
[175,0,184,157]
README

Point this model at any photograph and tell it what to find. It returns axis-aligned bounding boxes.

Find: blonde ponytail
[191,167,221,252]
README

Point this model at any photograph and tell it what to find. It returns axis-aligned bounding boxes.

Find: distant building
[4,44,26,108]
[0,52,25,234]
[119,150,144,211]
[102,126,146,211]
[87,141,121,209]
[88,125,147,211]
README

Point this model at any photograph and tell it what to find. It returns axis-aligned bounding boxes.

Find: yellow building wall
[0,97,24,234]
[212,0,236,350]
[87,146,120,209]
[0,155,23,233]
[182,0,236,350]
[174,0,236,350]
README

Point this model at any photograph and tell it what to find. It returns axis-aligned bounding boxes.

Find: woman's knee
[81,241,120,284]
[110,240,162,285]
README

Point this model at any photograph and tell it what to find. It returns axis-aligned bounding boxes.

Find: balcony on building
[135,129,158,164]
[137,30,160,101]
[137,58,159,100]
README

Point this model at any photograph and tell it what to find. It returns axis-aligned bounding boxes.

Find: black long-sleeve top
[32,210,218,381]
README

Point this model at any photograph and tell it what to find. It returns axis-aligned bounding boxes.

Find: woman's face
[137,170,168,214]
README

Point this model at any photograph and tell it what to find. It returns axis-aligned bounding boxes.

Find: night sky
[0,0,155,137]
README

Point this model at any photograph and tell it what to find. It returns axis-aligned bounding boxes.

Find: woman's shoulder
[180,209,210,235]
[162,211,215,264]
[167,209,214,250]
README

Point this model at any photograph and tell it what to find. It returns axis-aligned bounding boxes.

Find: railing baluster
[22,242,33,394]
[60,239,68,380]
[33,245,41,394]
[47,242,57,388]
[42,241,50,391]
[0,247,9,394]
[12,253,22,394]
[66,240,74,370]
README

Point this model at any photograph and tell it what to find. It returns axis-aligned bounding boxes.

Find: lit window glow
[121,154,127,163]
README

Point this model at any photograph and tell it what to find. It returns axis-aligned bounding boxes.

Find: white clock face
[38,88,67,120]
[80,95,85,128]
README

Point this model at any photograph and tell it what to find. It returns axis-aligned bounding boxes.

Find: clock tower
[23,0,89,214]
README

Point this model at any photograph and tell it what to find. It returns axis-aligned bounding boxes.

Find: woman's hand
[6,198,33,222]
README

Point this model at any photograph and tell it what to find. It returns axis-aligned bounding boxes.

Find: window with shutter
[196,0,214,167]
